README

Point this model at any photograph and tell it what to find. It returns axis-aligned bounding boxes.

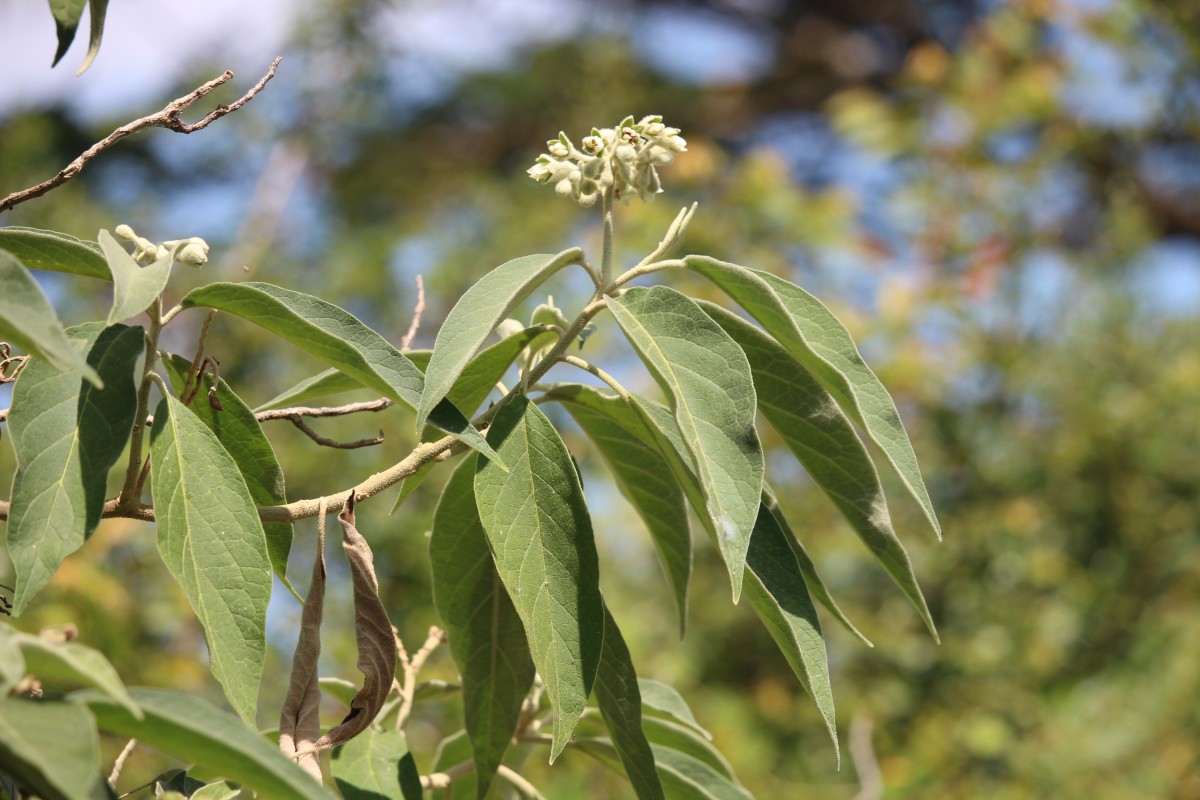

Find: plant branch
[284,416,384,449]
[561,355,632,400]
[399,274,425,351]
[601,184,616,286]
[0,58,283,214]
[179,311,217,403]
[117,298,164,512]
[255,398,394,421]
[634,203,698,270]
[496,765,548,800]
[609,257,687,292]
[107,738,138,790]
[395,626,446,731]
[421,758,476,790]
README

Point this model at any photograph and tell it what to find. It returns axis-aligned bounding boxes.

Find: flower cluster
[114,224,210,267]
[527,115,687,207]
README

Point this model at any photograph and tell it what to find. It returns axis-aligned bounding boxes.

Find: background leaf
[416,248,582,430]
[636,679,711,741]
[431,456,535,799]
[0,250,102,386]
[0,227,108,280]
[150,394,271,725]
[6,322,142,613]
[74,688,335,800]
[5,626,140,717]
[0,698,100,800]
[254,368,366,412]
[607,286,763,602]
[473,395,603,762]
[331,727,422,800]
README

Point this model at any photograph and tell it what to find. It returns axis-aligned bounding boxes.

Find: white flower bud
[548,140,569,158]
[555,177,574,197]
[175,237,209,267]
[114,224,136,241]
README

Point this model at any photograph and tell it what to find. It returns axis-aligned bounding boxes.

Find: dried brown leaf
[278,498,327,781]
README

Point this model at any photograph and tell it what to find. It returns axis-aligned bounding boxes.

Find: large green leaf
[636,679,711,741]
[0,698,100,800]
[702,302,934,637]
[742,502,837,760]
[74,688,336,799]
[0,227,108,280]
[473,395,603,762]
[6,322,142,614]
[686,256,940,540]
[331,727,422,800]
[417,248,583,430]
[180,282,496,461]
[254,368,367,412]
[150,394,271,725]
[161,354,296,600]
[607,285,763,602]
[98,230,173,324]
[1,625,139,717]
[549,384,691,636]
[642,718,734,781]
[594,606,665,800]
[575,738,753,800]
[0,250,102,386]
[431,456,535,799]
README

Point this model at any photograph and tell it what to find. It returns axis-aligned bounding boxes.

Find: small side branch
[395,626,446,731]
[0,57,283,214]
[287,416,384,450]
[255,398,393,421]
[399,275,425,352]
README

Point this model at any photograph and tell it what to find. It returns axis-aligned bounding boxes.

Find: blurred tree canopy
[1,0,1198,797]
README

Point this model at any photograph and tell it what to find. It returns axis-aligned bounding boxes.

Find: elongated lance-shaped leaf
[473,395,604,762]
[743,502,838,761]
[49,0,87,66]
[150,394,272,725]
[686,256,941,540]
[1,625,140,717]
[637,679,712,741]
[99,229,173,324]
[417,247,583,430]
[431,456,535,799]
[180,281,498,462]
[6,322,142,614]
[74,688,337,800]
[0,250,102,386]
[595,605,666,800]
[547,384,691,636]
[161,354,297,601]
[643,718,734,780]
[254,368,367,412]
[332,727,422,800]
[77,0,109,75]
[575,738,753,800]
[0,698,101,800]
[701,302,934,639]
[0,227,109,280]
[607,286,764,602]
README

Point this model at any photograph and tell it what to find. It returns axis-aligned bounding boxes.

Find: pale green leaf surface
[702,302,933,638]
[743,502,838,761]
[74,688,336,799]
[686,256,940,540]
[550,384,691,636]
[417,248,583,430]
[575,738,753,800]
[99,230,173,324]
[6,322,142,613]
[331,727,422,800]
[473,395,603,762]
[7,627,140,717]
[0,250,102,385]
[318,676,359,709]
[594,605,665,800]
[150,394,271,725]
[161,354,296,601]
[642,718,734,781]
[636,678,711,741]
[180,282,496,461]
[607,286,763,602]
[77,0,109,75]
[254,369,366,412]
[0,627,25,695]
[0,227,108,280]
[189,782,241,800]
[431,456,535,798]
[0,698,100,800]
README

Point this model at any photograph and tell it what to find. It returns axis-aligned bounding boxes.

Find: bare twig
[0,343,29,385]
[850,712,883,800]
[180,311,217,404]
[399,274,425,352]
[396,626,446,730]
[0,58,283,213]
[287,415,384,449]
[255,398,393,421]
[0,408,8,424]
[421,759,476,790]
[496,765,548,800]
[107,738,138,790]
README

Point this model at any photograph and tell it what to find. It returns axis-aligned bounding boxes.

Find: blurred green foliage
[2,0,1199,796]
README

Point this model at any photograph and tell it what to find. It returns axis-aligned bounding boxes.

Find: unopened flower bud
[176,237,209,267]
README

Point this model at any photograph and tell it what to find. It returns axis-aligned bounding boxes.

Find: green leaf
[2,626,140,718]
[742,502,838,761]
[0,697,100,800]
[642,718,733,781]
[73,688,336,799]
[429,731,476,800]
[0,250,103,386]
[0,626,26,695]
[189,782,241,800]
[549,384,691,636]
[594,606,665,800]
[636,679,711,741]
[180,282,497,461]
[431,456,535,798]
[161,354,297,601]
[575,738,753,800]
[254,368,366,412]
[48,0,86,66]
[77,0,109,75]
[607,285,764,602]
[318,676,360,708]
[150,394,271,725]
[473,395,603,762]
[153,769,205,796]
[332,727,422,800]
[701,302,933,638]
[417,248,583,430]
[0,227,109,280]
[6,322,142,613]
[686,256,941,540]
[99,230,173,325]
